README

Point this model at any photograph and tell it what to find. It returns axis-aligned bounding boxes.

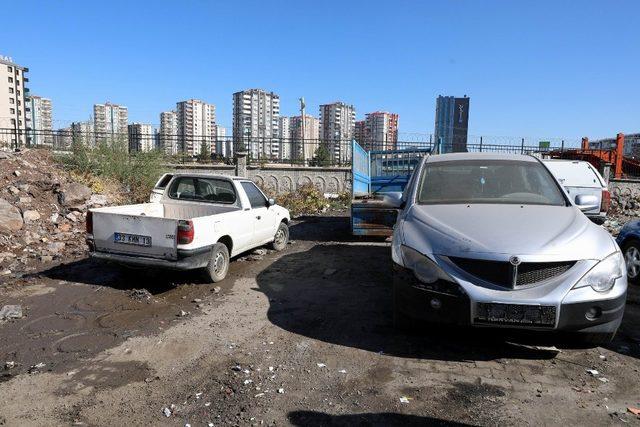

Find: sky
[2,0,639,142]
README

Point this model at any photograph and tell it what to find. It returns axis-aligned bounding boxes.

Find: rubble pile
[0,149,112,277]
[603,188,640,236]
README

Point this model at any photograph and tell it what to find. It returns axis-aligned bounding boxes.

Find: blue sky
[2,0,638,141]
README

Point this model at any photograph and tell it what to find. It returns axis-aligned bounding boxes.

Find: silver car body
[392,152,626,337]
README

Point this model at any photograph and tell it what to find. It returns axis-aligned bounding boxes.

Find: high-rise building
[176,99,216,156]
[29,95,53,147]
[93,102,128,145]
[160,111,178,155]
[55,127,72,149]
[128,123,154,152]
[354,120,366,147]
[213,124,230,157]
[434,95,469,153]
[232,89,280,159]
[71,120,95,146]
[0,56,30,148]
[290,115,320,162]
[278,116,291,159]
[319,102,355,163]
[364,111,398,151]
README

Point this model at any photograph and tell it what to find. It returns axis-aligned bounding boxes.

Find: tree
[312,144,332,167]
[198,141,211,162]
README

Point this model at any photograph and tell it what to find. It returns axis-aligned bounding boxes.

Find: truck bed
[91,202,240,260]
[351,196,400,237]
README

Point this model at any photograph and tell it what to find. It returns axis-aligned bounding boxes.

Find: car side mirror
[267,198,275,207]
[575,194,599,212]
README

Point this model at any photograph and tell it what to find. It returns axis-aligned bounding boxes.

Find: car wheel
[622,239,640,284]
[270,222,289,251]
[580,332,616,347]
[393,279,415,331]
[204,243,230,283]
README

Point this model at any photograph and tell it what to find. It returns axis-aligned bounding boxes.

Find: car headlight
[574,251,624,293]
[401,245,453,283]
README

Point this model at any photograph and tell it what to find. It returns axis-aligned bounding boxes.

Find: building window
[8,76,13,83]
[9,97,14,104]
[7,66,12,72]
[9,108,15,114]
[8,87,13,94]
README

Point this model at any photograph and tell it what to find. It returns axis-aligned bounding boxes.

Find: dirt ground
[1,214,640,426]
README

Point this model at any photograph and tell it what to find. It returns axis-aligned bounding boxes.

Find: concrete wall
[610,179,640,198]
[167,163,352,195]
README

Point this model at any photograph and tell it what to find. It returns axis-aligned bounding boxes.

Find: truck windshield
[417,159,567,206]
[168,177,237,204]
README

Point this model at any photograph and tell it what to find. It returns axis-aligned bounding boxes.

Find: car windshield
[417,159,567,206]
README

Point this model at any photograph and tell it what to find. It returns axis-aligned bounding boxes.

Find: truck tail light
[601,189,611,213]
[177,220,194,244]
[86,211,93,234]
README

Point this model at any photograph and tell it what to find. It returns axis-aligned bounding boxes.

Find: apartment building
[159,111,178,155]
[29,95,53,147]
[364,111,398,151]
[128,123,155,152]
[0,56,30,148]
[213,124,230,157]
[232,89,280,159]
[278,116,291,159]
[176,99,216,157]
[290,115,320,162]
[71,120,95,146]
[354,120,366,147]
[93,102,128,146]
[319,101,355,163]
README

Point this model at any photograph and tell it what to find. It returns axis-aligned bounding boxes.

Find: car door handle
[256,215,261,220]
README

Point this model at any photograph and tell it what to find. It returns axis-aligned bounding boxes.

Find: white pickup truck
[86,173,291,282]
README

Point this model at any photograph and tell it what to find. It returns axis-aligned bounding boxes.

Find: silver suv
[392,153,626,344]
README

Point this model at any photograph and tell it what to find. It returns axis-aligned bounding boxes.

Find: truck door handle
[256,215,261,220]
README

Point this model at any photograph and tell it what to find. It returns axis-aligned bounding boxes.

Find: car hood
[402,204,616,261]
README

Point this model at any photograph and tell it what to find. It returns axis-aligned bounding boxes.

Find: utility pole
[299,97,305,164]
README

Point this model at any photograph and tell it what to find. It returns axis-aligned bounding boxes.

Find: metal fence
[0,127,589,167]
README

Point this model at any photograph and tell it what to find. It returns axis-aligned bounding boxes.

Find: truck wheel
[622,239,640,284]
[204,243,230,283]
[270,222,289,251]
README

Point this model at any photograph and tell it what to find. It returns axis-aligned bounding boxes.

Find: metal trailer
[350,141,430,236]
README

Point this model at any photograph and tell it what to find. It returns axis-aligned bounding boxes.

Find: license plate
[475,303,556,327]
[114,232,152,247]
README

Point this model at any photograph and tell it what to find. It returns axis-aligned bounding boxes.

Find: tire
[580,332,616,346]
[392,278,414,331]
[203,243,230,283]
[622,239,640,284]
[270,222,289,251]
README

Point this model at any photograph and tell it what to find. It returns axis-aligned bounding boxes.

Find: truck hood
[402,204,616,261]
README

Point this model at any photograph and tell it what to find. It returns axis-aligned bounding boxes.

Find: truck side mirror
[267,198,275,207]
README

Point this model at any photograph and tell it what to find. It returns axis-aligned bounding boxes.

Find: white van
[542,159,610,224]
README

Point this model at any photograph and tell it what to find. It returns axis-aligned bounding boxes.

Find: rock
[39,255,53,263]
[88,194,108,206]
[212,286,221,294]
[65,212,77,222]
[0,305,23,320]
[69,204,86,213]
[0,198,24,233]
[17,184,29,192]
[4,361,15,370]
[59,182,92,206]
[57,223,72,232]
[0,151,10,160]
[253,248,268,256]
[162,407,172,417]
[8,186,19,195]
[13,170,21,177]
[22,210,41,223]
[50,213,59,224]
[19,196,32,204]
[47,242,65,253]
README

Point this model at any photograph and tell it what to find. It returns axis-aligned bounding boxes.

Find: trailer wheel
[204,243,230,283]
[270,222,289,251]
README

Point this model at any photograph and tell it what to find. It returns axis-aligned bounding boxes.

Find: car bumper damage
[393,263,626,335]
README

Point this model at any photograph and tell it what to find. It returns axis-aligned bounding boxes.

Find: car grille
[449,257,576,289]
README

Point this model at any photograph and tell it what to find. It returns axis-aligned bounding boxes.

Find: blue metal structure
[351,141,430,236]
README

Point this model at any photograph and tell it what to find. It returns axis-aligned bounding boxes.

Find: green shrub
[57,139,165,203]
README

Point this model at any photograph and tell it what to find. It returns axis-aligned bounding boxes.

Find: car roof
[170,172,248,181]
[426,152,538,163]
